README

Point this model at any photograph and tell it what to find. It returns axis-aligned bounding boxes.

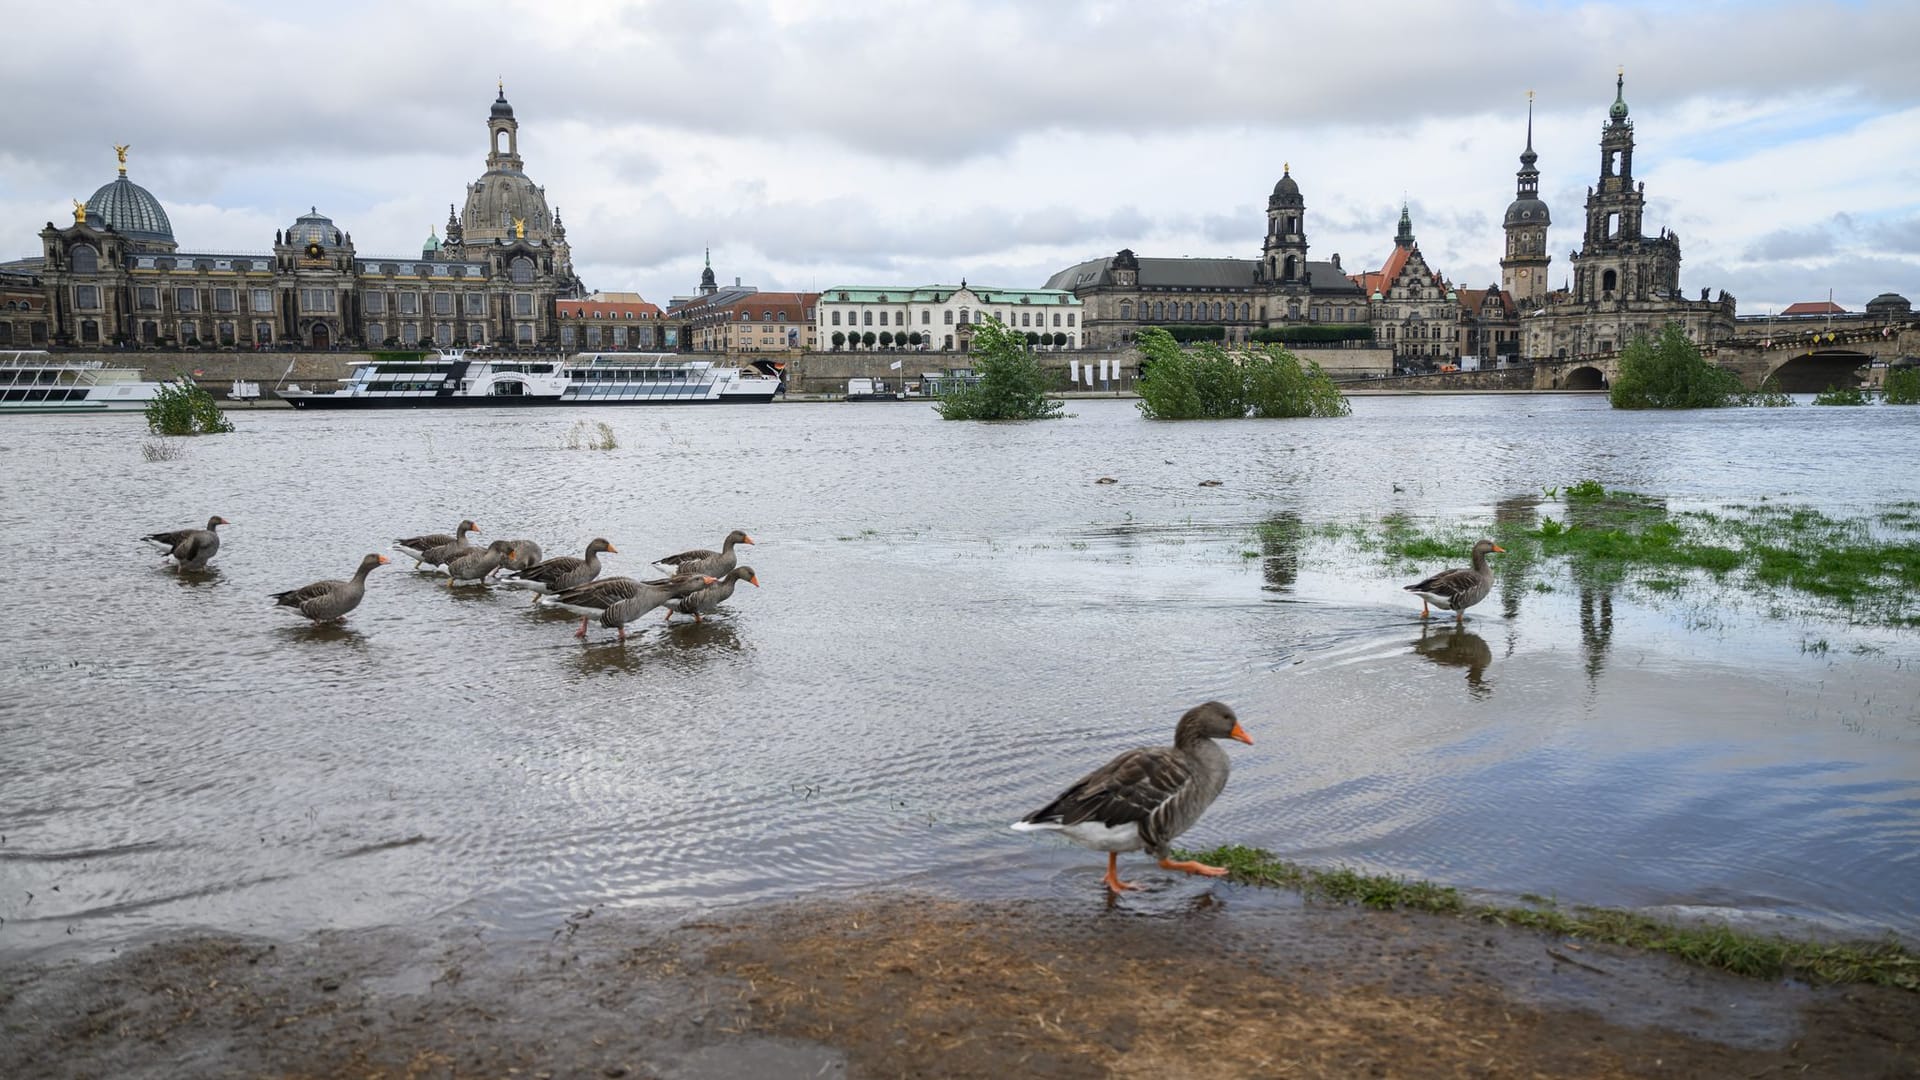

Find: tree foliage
[145,379,234,436]
[1812,383,1869,406]
[935,318,1064,421]
[1883,367,1920,405]
[1134,328,1350,420]
[1609,323,1745,409]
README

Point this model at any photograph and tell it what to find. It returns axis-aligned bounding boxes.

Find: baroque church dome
[459,86,555,246]
[287,207,345,249]
[85,173,174,249]
[1271,165,1301,201]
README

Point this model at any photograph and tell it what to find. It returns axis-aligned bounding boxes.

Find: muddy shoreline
[4,889,1914,1079]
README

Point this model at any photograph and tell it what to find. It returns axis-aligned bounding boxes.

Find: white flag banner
[1069,360,1080,384]
[889,359,903,370]
[1082,365,1093,387]
[1099,357,1111,382]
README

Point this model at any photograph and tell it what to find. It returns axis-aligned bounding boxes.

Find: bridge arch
[1768,350,1871,393]
[1560,365,1608,390]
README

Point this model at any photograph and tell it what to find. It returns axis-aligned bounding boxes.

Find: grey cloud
[1745,226,1838,261]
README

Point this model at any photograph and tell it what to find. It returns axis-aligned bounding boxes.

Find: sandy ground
[3,891,1914,1079]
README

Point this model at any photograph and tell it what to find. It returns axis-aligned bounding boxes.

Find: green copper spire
[1610,68,1629,121]
[1395,202,1415,248]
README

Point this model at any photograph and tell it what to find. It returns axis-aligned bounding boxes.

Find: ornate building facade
[1521,75,1736,359]
[1352,207,1462,365]
[815,283,1080,352]
[23,87,584,350]
[1045,166,1369,349]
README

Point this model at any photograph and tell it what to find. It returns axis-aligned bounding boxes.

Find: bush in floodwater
[1135,328,1349,420]
[144,379,234,436]
[1884,368,1920,405]
[1609,323,1745,409]
[1565,479,1606,501]
[562,420,618,450]
[1812,384,1869,406]
[1740,376,1795,407]
[935,318,1063,421]
[140,439,186,462]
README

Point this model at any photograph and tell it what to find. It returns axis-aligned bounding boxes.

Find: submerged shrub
[1609,323,1745,409]
[1740,376,1795,407]
[935,318,1063,421]
[1135,328,1348,420]
[562,419,618,450]
[144,379,234,436]
[1884,368,1920,405]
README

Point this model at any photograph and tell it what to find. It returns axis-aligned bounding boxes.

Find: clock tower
[1500,93,1551,305]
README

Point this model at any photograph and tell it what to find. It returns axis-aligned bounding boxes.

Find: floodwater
[2,395,1918,960]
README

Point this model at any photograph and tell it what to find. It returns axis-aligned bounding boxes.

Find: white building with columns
[815,282,1084,352]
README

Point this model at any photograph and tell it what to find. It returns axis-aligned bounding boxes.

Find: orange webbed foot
[1158,858,1229,878]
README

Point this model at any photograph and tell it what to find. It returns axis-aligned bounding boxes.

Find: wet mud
[4,891,1915,1078]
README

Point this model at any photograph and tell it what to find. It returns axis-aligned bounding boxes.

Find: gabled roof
[557,296,662,319]
[1456,287,1516,319]
[1780,300,1846,316]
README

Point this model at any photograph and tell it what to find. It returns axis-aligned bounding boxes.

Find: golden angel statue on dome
[72,199,87,223]
[513,217,526,239]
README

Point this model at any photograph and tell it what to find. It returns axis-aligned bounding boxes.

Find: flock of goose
[141,517,760,642]
[141,514,1498,895]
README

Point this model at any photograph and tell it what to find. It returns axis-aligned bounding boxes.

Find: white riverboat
[0,351,168,414]
[278,349,783,409]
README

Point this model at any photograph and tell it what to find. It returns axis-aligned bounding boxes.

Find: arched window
[1119,301,1133,320]
[509,256,534,284]
[69,245,99,274]
[944,309,954,324]
[739,311,750,321]
[763,311,774,322]
[957,308,969,325]
[1602,269,1618,294]
[832,311,841,325]
[1153,301,1165,320]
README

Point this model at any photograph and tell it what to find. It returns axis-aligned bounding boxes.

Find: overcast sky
[3,0,1916,314]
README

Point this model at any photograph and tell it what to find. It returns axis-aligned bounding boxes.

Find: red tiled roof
[714,291,820,322]
[1780,300,1846,316]
[557,298,663,319]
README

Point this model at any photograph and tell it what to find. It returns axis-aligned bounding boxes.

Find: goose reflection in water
[1412,625,1494,698]
[569,621,743,677]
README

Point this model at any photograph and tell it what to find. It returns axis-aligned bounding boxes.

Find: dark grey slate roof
[1047,254,1364,297]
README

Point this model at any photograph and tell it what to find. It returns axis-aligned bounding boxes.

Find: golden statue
[513,217,526,239]
[114,143,130,174]
[72,199,86,223]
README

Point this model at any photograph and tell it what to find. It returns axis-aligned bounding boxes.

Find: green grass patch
[1182,844,1920,990]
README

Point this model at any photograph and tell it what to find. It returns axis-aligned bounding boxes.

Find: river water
[2,395,1917,959]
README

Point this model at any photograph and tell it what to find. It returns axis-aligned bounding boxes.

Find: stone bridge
[1366,320,1919,393]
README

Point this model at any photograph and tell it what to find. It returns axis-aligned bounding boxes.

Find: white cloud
[3,0,1917,312]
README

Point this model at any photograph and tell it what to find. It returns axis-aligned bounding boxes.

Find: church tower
[1262,164,1309,290]
[1569,71,1679,306]
[1500,93,1551,304]
[699,248,718,296]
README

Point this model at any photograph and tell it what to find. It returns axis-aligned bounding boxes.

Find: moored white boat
[0,351,168,414]
[278,348,782,409]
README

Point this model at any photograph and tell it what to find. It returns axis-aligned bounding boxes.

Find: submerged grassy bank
[1308,485,1920,626]
[1183,844,1920,991]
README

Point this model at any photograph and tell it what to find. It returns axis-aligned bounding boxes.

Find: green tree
[1882,367,1920,405]
[935,317,1064,421]
[907,331,922,346]
[862,331,876,349]
[1812,383,1868,406]
[1134,328,1347,419]
[145,378,234,436]
[831,331,845,349]
[1609,322,1745,409]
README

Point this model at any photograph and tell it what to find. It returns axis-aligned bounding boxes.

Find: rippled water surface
[3,395,1918,958]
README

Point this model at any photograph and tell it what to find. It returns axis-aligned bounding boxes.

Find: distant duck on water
[271,553,388,623]
[143,515,229,571]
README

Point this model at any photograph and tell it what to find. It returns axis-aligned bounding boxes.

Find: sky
[2,0,1916,314]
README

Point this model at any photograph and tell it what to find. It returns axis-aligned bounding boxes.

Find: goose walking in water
[395,520,478,568]
[1404,538,1504,623]
[1012,702,1251,895]
[444,540,517,587]
[657,566,759,623]
[653,530,753,577]
[142,515,229,570]
[549,573,716,642]
[502,538,614,604]
[500,539,544,575]
[272,554,388,623]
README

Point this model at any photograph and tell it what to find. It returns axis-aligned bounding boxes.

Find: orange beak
[1229,722,1253,746]
[743,535,756,545]
[1491,544,1507,553]
[747,574,761,587]
[702,575,718,585]
[606,544,619,554]
[376,554,391,565]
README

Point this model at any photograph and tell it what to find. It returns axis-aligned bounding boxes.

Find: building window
[435,324,453,345]
[465,292,486,315]
[365,293,384,315]
[513,293,533,317]
[137,286,158,310]
[218,322,235,345]
[70,245,99,274]
[398,292,418,314]
[586,327,602,347]
[560,326,575,348]
[214,288,235,313]
[831,311,841,326]
[74,285,100,310]
[366,321,384,343]
[944,310,954,324]
[517,324,534,344]
[863,311,872,326]
[433,292,454,316]
[300,289,337,313]
[179,320,197,342]
[921,310,930,324]
[253,288,273,313]
[400,323,419,345]
[1066,313,1076,327]
[510,257,534,284]
[1119,301,1132,320]
[176,287,198,312]
[467,322,484,343]
[944,334,954,350]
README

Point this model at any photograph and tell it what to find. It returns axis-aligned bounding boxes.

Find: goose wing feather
[1406,566,1480,601]
[1020,746,1195,851]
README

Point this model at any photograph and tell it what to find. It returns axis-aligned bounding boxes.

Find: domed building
[83,155,176,254]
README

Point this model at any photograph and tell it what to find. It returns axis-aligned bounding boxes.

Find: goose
[500,539,544,574]
[444,540,517,587]
[502,538,615,604]
[1404,538,1504,623]
[652,530,753,577]
[395,520,478,568]
[656,566,759,624]
[142,515,229,570]
[272,553,388,623]
[1012,702,1251,895]
[549,573,717,641]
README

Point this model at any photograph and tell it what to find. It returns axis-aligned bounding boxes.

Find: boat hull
[280,392,778,409]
